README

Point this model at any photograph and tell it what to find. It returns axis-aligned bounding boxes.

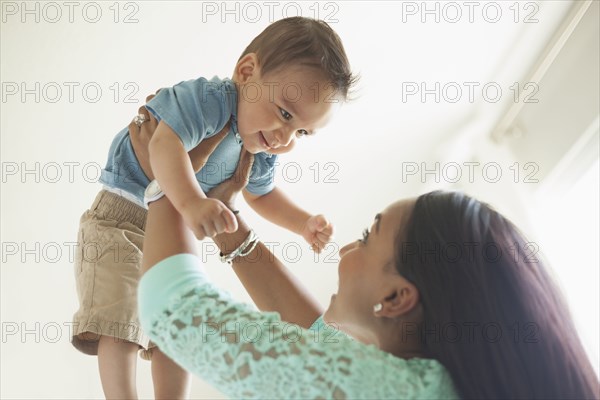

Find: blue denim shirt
[99,76,277,203]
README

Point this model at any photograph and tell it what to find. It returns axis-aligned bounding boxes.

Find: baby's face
[235,62,338,154]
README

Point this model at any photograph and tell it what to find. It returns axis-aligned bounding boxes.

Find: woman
[133,106,599,399]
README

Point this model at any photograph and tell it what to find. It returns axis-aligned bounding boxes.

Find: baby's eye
[358,228,370,244]
[295,129,309,138]
[279,107,292,121]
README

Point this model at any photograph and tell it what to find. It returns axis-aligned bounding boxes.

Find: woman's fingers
[145,89,161,103]
[238,149,255,184]
[226,149,254,192]
[189,123,230,173]
[206,149,254,205]
[129,105,159,180]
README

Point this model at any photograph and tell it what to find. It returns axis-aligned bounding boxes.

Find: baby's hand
[181,198,238,240]
[301,214,334,254]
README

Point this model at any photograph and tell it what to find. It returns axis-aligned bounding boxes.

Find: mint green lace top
[138,254,460,399]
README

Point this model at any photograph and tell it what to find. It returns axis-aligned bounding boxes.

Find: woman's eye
[295,129,309,138]
[358,228,370,244]
[279,107,292,121]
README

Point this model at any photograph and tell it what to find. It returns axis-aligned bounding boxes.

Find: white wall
[1,1,597,398]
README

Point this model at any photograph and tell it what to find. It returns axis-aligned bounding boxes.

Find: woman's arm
[140,188,198,275]
[207,151,323,329]
[213,214,323,329]
[137,153,354,400]
[138,194,449,400]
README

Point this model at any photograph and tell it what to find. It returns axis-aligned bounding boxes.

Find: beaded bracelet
[219,229,259,264]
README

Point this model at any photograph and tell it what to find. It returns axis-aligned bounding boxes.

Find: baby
[71,16,356,399]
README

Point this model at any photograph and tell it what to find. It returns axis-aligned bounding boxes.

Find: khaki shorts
[71,190,155,359]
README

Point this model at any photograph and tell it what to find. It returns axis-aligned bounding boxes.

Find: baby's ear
[268,139,296,155]
[234,53,260,83]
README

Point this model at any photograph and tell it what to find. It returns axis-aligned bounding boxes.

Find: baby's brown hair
[239,17,357,100]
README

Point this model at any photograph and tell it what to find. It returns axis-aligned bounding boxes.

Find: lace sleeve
[139,254,459,399]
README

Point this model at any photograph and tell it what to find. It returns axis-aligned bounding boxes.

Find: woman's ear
[233,53,260,84]
[375,279,420,319]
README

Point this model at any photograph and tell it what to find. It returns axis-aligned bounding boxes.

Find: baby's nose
[274,128,296,147]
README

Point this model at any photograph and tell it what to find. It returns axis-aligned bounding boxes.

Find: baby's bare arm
[243,187,312,235]
[244,188,334,253]
[130,98,236,238]
[149,121,207,211]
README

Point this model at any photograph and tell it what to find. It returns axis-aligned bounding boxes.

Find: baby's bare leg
[151,348,191,399]
[98,335,139,399]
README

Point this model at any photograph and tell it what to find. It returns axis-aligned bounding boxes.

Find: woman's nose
[339,242,356,258]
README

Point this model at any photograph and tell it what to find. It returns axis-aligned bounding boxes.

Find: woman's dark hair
[238,17,358,100]
[396,190,599,399]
